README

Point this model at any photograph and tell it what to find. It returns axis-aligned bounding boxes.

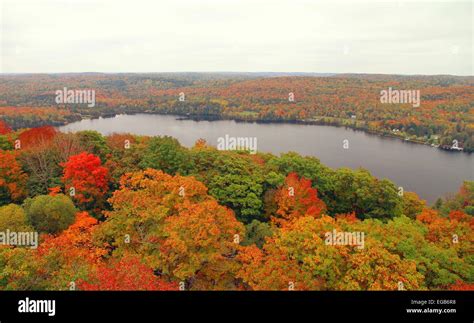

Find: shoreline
[68,110,472,155]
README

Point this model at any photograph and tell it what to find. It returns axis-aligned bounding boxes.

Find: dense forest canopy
[0,121,472,290]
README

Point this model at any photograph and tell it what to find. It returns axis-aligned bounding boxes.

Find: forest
[0,120,472,290]
[0,73,473,151]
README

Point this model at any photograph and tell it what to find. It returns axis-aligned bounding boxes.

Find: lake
[59,113,474,204]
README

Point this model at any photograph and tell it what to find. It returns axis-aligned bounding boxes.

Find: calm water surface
[59,114,474,203]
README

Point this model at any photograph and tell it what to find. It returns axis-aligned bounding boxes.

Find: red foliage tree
[61,152,109,209]
[18,126,57,150]
[448,210,469,222]
[273,172,326,226]
[77,255,178,291]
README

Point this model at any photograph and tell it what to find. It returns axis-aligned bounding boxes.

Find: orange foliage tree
[28,211,108,289]
[238,215,424,290]
[0,150,28,204]
[273,172,326,226]
[97,169,245,290]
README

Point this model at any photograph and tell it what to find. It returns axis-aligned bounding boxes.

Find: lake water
[59,114,474,203]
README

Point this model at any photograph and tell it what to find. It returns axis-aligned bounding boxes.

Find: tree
[266,152,334,207]
[0,135,13,150]
[104,134,145,185]
[160,199,244,290]
[0,212,100,290]
[237,215,341,290]
[19,132,84,197]
[0,150,28,205]
[30,211,107,289]
[61,152,109,212]
[402,192,426,219]
[51,132,84,165]
[23,194,76,234]
[242,220,273,248]
[330,168,403,220]
[192,150,266,222]
[77,255,178,291]
[0,204,33,232]
[193,138,207,149]
[139,136,192,175]
[416,207,473,260]
[39,211,105,264]
[96,169,244,290]
[76,130,110,160]
[238,215,424,290]
[18,126,57,150]
[335,237,423,290]
[273,172,326,226]
[20,143,62,196]
[437,181,474,216]
[355,214,472,289]
[449,280,474,291]
[208,173,264,223]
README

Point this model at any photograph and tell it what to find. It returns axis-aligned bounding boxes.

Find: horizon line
[1,71,473,77]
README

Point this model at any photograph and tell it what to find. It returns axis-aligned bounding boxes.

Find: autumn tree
[51,132,84,164]
[436,181,474,216]
[104,133,145,185]
[335,237,423,290]
[193,138,208,150]
[77,255,178,291]
[448,280,474,291]
[61,152,109,212]
[272,172,326,226]
[354,214,473,289]
[18,126,57,150]
[238,215,424,290]
[402,191,426,219]
[96,169,244,290]
[0,150,28,205]
[20,143,61,196]
[266,152,334,207]
[33,211,106,289]
[0,211,104,290]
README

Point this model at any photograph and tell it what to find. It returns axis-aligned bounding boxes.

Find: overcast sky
[1,0,472,75]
